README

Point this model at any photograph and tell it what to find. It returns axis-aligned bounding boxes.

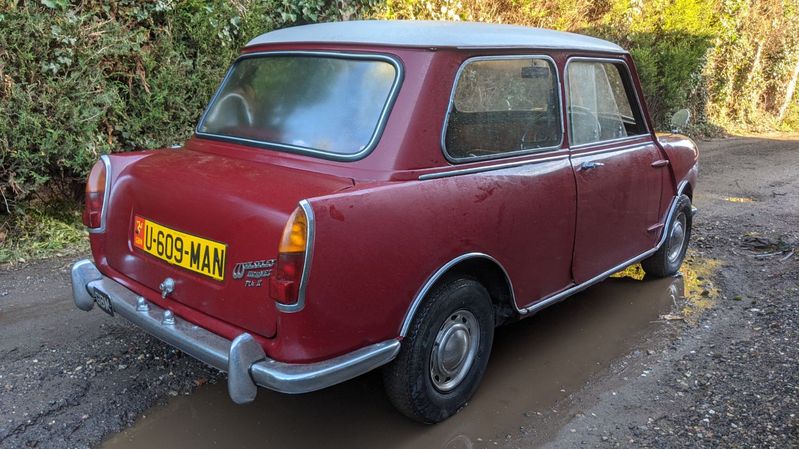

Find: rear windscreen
[198,54,399,158]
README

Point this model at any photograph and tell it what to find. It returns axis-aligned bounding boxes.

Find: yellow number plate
[133,216,227,281]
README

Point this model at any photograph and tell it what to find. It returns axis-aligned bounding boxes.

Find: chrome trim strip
[276,199,315,313]
[439,54,565,164]
[72,260,401,401]
[399,252,515,337]
[87,154,112,234]
[419,153,569,180]
[517,181,689,315]
[570,136,651,153]
[195,51,404,162]
[564,56,651,148]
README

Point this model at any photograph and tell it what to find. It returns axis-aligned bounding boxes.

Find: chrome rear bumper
[71,260,400,404]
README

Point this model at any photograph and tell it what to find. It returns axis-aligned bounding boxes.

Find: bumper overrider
[71,260,400,404]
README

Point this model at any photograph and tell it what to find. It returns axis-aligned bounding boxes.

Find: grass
[0,202,88,265]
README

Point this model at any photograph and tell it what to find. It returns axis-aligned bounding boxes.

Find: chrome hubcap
[667,213,687,264]
[430,309,480,392]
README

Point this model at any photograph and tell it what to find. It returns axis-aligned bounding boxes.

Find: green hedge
[0,0,376,214]
[0,0,797,222]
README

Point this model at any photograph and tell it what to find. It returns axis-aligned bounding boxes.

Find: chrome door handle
[580,161,605,170]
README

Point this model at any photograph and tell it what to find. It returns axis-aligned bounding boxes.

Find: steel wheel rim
[430,309,480,392]
[667,213,687,264]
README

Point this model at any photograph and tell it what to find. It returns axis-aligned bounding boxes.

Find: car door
[566,58,663,283]
[439,55,577,306]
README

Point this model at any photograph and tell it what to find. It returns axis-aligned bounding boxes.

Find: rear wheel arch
[681,181,694,201]
[399,253,516,337]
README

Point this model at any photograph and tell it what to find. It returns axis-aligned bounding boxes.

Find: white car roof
[246,20,626,53]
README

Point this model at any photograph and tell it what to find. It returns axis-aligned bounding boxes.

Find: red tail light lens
[82,159,107,229]
[270,207,309,305]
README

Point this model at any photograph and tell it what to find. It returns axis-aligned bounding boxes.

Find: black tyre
[642,194,692,278]
[383,277,495,423]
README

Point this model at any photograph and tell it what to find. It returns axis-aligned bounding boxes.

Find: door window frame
[440,54,565,163]
[564,56,650,149]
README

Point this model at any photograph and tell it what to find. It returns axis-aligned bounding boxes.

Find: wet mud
[101,275,683,449]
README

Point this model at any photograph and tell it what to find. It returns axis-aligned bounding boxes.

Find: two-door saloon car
[71,20,698,423]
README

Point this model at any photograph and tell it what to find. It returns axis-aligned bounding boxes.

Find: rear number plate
[133,216,227,281]
[93,289,114,316]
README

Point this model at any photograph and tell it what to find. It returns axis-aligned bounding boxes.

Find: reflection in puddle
[681,252,721,322]
[722,196,754,203]
[102,275,685,449]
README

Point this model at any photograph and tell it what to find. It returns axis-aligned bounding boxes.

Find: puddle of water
[101,275,684,449]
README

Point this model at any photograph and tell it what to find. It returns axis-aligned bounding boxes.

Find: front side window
[566,61,647,146]
[198,54,399,158]
[444,57,562,161]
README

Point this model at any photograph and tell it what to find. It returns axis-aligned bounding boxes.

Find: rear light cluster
[270,204,312,307]
[82,158,109,229]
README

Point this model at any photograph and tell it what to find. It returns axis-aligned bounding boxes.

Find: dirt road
[1,134,797,449]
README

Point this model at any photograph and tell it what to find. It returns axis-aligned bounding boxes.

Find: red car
[72,20,698,423]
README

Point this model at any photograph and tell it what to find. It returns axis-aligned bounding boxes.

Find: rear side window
[444,57,562,161]
[566,61,647,146]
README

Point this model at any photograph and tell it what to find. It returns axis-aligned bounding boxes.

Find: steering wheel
[569,105,602,142]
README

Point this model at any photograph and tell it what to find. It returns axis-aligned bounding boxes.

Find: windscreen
[198,55,398,157]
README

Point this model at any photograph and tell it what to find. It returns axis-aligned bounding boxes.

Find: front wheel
[383,277,494,423]
[642,194,692,277]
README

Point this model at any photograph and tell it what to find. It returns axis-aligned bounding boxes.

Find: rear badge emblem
[232,259,275,288]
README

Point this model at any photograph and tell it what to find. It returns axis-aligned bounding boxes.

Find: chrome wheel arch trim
[399,252,516,337]
[518,180,691,315]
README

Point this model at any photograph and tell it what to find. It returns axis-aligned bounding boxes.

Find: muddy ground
[0,134,797,449]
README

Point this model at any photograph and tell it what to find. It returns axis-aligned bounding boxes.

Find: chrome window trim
[564,56,650,148]
[570,134,651,152]
[572,141,652,158]
[516,180,689,315]
[276,199,315,313]
[418,152,569,180]
[195,51,404,162]
[399,252,515,337]
[440,54,565,164]
[87,154,112,234]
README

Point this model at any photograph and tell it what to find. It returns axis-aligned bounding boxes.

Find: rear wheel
[383,278,494,423]
[642,194,692,278]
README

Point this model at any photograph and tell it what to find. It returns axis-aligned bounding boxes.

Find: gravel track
[0,134,797,449]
